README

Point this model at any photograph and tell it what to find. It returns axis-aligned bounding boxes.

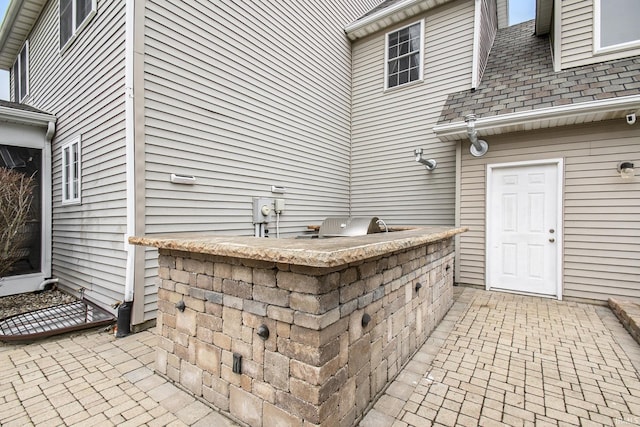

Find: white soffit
[345,0,453,40]
[433,95,640,141]
[0,0,48,69]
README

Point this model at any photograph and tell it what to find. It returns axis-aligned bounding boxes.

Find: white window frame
[60,0,97,53]
[61,136,82,205]
[384,19,424,91]
[12,41,29,102]
[593,0,640,54]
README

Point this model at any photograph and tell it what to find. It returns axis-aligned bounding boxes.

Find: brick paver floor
[361,288,640,427]
[3,287,640,426]
[0,328,237,426]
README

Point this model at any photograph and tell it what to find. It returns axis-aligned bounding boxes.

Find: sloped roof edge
[0,101,56,126]
[345,0,452,41]
[433,95,640,141]
[0,0,47,69]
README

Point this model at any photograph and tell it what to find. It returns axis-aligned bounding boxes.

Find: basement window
[60,0,97,51]
[385,20,424,90]
[594,0,640,52]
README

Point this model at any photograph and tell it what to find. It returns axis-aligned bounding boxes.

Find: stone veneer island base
[130,226,466,427]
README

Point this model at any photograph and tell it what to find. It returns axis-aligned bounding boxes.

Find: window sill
[593,40,640,56]
[383,78,424,94]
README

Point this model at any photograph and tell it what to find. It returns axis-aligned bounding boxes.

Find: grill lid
[318,216,379,237]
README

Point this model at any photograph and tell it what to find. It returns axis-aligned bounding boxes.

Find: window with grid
[12,42,28,102]
[62,137,81,205]
[385,21,423,89]
[60,0,96,50]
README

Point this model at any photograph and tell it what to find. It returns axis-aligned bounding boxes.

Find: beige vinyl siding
[561,0,640,69]
[351,0,474,226]
[458,120,640,302]
[142,0,380,320]
[143,0,380,237]
[497,0,508,28]
[25,0,127,311]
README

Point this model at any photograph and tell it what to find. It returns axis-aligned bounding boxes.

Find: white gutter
[433,95,640,140]
[124,0,135,303]
[0,106,56,126]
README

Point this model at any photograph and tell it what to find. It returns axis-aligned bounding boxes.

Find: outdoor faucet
[376,219,389,233]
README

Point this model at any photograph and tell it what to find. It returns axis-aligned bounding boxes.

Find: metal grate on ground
[0,299,115,342]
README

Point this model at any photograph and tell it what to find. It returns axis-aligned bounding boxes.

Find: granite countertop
[129,226,467,268]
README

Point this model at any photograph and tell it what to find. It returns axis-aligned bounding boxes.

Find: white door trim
[485,158,564,300]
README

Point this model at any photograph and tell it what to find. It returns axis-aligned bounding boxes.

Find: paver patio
[362,288,640,426]
[2,287,640,426]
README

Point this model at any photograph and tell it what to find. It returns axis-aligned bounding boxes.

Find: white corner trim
[124,0,136,303]
[553,0,561,71]
[433,94,640,138]
[471,0,482,89]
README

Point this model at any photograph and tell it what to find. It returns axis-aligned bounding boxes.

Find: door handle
[549,238,555,243]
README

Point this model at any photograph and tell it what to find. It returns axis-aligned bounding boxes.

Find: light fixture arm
[414,148,437,171]
[465,114,489,157]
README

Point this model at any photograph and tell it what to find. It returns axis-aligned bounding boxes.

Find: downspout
[118,0,136,337]
[38,121,57,290]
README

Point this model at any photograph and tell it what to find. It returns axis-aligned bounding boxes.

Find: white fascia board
[433,95,640,140]
[345,0,451,40]
[0,0,24,45]
[0,106,57,126]
[0,0,47,69]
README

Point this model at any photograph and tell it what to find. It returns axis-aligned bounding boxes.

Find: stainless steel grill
[318,216,380,238]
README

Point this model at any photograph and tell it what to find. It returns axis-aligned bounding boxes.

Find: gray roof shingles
[438,20,640,124]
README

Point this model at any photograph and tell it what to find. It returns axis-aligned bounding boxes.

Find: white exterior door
[487,161,561,297]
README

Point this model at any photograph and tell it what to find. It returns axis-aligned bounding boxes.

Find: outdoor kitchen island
[130,226,466,427]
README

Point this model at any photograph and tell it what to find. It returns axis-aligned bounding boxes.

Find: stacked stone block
[155,238,455,426]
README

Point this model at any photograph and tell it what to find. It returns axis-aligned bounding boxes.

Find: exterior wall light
[617,162,635,179]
